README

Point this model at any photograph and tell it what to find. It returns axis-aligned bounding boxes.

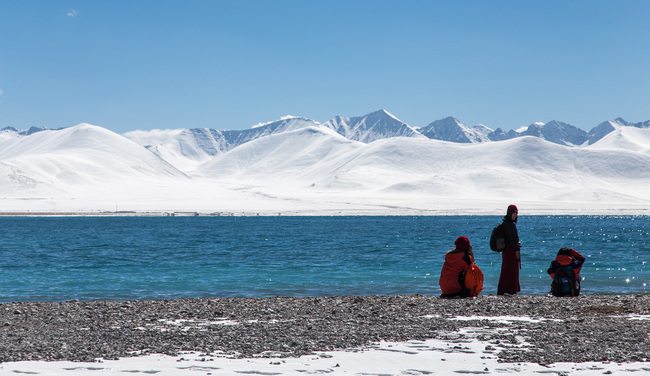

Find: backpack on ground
[551,263,579,297]
[462,263,484,297]
[489,223,506,252]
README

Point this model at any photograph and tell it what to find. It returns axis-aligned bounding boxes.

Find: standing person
[439,236,475,298]
[548,247,585,296]
[497,205,521,295]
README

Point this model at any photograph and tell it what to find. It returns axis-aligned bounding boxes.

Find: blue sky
[1,1,649,134]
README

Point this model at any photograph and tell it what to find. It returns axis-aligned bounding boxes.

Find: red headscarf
[454,236,471,251]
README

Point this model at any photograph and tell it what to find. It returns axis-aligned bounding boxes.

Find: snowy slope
[586,125,650,153]
[586,119,625,145]
[0,124,186,196]
[194,126,364,183]
[139,128,231,172]
[125,117,321,172]
[299,135,650,203]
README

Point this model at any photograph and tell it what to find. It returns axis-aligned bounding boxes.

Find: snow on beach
[3,315,650,375]
[4,342,650,376]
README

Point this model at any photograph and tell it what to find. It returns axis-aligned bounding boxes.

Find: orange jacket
[439,248,474,295]
[548,248,585,280]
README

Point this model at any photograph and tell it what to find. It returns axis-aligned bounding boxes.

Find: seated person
[547,247,585,297]
[439,236,475,298]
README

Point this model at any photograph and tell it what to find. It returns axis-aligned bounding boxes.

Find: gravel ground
[1,294,649,365]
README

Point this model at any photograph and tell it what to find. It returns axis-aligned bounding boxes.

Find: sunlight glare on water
[0,215,647,302]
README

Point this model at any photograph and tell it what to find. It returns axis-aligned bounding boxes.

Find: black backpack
[551,263,578,297]
[489,223,506,252]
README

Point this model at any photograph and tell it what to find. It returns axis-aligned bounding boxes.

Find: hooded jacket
[548,248,585,279]
[548,248,585,295]
[503,207,520,250]
[439,248,474,295]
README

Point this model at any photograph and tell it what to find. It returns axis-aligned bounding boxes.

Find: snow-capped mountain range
[1,109,649,214]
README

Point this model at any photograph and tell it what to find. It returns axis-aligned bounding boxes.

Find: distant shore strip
[1,209,649,217]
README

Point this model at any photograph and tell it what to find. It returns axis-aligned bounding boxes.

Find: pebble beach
[1,294,649,367]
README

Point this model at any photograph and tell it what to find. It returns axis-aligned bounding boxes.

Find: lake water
[0,215,648,302]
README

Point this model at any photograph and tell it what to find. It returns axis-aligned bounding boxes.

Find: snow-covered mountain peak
[366,109,400,122]
[252,115,316,129]
[514,120,588,146]
[1,125,51,136]
[587,119,624,144]
[323,109,423,143]
[352,109,406,125]
[610,118,650,129]
[247,116,322,135]
[419,116,491,143]
[443,116,463,125]
[613,117,631,127]
[426,116,464,129]
[472,123,493,134]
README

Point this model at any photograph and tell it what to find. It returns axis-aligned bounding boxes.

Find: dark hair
[557,247,572,256]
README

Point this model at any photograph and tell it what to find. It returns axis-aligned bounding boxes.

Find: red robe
[497,244,520,295]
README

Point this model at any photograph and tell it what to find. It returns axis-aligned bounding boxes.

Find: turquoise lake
[0,215,648,302]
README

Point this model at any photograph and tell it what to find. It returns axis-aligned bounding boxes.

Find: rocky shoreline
[1,294,649,365]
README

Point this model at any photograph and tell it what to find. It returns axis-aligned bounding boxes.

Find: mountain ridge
[122,109,649,149]
[1,118,649,213]
[6,110,649,149]
[118,110,649,172]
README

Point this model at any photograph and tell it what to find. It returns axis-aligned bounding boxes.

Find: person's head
[557,247,572,256]
[507,205,518,221]
[454,236,472,252]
